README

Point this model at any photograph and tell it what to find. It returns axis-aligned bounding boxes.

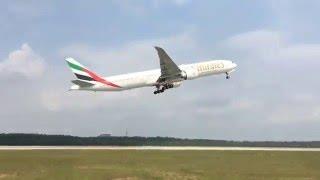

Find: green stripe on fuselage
[67,61,84,71]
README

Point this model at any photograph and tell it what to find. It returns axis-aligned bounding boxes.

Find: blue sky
[1,0,320,140]
[0,1,272,52]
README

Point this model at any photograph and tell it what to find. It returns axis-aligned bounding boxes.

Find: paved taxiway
[0,146,320,151]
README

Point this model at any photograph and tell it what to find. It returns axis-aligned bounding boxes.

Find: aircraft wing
[155,46,182,83]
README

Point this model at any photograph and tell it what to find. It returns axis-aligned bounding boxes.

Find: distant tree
[0,133,319,147]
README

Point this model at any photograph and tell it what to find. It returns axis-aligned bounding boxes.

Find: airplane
[66,47,237,94]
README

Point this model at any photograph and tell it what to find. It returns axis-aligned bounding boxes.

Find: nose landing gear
[226,72,230,79]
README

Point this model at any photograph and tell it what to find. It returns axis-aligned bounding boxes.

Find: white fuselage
[70,60,237,91]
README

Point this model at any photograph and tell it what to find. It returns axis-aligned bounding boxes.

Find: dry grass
[0,150,319,179]
[0,173,16,179]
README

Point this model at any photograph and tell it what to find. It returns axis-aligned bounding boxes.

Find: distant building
[98,133,112,137]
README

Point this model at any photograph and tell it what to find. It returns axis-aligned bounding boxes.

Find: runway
[0,146,320,151]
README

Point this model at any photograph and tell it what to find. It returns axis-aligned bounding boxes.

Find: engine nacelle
[182,67,199,80]
[180,71,187,80]
[172,81,182,88]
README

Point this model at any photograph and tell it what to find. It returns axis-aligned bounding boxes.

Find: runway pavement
[0,146,320,151]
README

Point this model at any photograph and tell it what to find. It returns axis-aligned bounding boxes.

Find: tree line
[0,133,319,147]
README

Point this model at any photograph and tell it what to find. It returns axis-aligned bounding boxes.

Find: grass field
[0,150,319,180]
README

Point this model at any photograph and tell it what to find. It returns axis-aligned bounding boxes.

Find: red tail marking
[83,68,121,88]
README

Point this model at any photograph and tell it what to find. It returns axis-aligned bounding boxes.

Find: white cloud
[267,0,320,38]
[0,43,45,78]
[223,30,286,60]
[280,44,320,62]
[112,0,147,16]
[40,88,142,112]
[60,30,196,75]
[113,0,189,13]
[223,30,320,64]
[171,0,189,6]
[6,1,54,19]
[153,0,190,7]
[222,29,320,123]
[224,30,284,50]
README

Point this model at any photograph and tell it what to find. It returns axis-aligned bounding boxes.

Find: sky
[1,0,320,140]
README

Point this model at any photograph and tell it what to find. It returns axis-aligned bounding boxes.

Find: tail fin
[65,57,121,88]
[65,57,96,81]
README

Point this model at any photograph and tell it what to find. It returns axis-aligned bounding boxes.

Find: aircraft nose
[232,63,237,68]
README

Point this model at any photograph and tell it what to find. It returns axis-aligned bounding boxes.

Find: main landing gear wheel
[154,90,162,94]
[153,84,174,95]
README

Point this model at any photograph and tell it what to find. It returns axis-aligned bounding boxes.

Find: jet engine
[182,66,199,80]
[180,71,187,80]
[172,81,182,88]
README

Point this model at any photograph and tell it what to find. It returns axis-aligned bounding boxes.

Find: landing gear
[226,72,230,79]
[154,89,165,94]
[153,85,161,94]
[153,84,174,95]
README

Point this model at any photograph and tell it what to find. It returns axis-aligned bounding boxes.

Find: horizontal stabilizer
[71,80,95,87]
